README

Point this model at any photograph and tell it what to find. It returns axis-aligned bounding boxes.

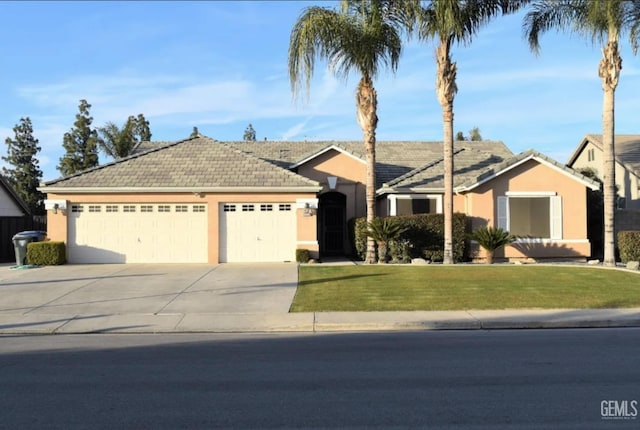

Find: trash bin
[12,231,47,266]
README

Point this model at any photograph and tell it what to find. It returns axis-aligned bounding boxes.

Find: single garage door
[68,203,208,263]
[219,203,296,262]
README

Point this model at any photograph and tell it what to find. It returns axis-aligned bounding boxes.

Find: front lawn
[290,265,640,312]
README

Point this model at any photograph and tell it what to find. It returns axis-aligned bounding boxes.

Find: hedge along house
[39,136,321,264]
[40,136,599,263]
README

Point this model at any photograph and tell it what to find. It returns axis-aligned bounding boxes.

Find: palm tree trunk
[356,75,379,264]
[599,36,622,267]
[436,38,457,265]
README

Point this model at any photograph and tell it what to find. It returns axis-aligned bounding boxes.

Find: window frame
[387,194,442,216]
[497,193,562,240]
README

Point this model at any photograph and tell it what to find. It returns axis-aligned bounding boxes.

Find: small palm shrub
[366,218,408,263]
[469,226,515,264]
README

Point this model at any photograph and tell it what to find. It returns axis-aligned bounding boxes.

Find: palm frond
[417,0,526,46]
[289,1,407,101]
[524,0,640,53]
[469,226,515,252]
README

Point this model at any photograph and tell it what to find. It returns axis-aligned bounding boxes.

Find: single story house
[1,175,45,262]
[40,135,599,263]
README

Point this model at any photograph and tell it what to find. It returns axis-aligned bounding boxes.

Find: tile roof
[457,149,600,192]
[42,136,320,190]
[227,140,513,189]
[378,147,509,192]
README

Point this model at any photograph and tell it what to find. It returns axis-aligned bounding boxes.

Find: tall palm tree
[524,0,640,267]
[288,0,409,264]
[413,0,525,264]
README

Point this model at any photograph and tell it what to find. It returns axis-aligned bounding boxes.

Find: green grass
[290,265,640,312]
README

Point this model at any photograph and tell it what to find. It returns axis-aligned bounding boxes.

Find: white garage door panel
[68,204,208,263]
[219,203,296,263]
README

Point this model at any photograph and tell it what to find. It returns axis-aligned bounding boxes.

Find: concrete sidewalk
[1,308,640,334]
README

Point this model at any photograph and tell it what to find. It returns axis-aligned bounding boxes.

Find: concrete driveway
[0,263,307,333]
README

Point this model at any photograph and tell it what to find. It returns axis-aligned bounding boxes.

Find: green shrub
[26,241,66,265]
[618,231,640,263]
[469,226,515,264]
[296,248,311,263]
[350,217,369,259]
[351,213,469,262]
[366,218,408,263]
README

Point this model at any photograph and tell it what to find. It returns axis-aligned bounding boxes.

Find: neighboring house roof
[40,136,321,192]
[567,134,640,176]
[457,149,600,192]
[0,175,30,215]
[228,140,513,189]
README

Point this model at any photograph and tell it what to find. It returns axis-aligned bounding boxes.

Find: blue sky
[1,1,640,181]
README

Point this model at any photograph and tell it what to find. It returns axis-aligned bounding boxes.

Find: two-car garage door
[68,202,297,263]
[68,203,209,263]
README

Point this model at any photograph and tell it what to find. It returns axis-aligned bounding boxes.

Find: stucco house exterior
[567,134,640,233]
[39,135,598,264]
[567,134,640,210]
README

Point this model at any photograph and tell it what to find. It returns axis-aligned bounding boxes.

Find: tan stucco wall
[298,150,367,222]
[45,191,318,263]
[297,149,366,184]
[463,159,591,260]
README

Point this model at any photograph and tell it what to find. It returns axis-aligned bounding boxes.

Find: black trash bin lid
[12,230,47,239]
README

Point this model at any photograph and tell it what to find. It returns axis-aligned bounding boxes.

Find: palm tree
[97,120,136,159]
[523,0,640,267]
[288,0,409,264]
[98,115,153,159]
[412,1,526,264]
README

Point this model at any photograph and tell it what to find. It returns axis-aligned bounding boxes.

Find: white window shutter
[550,196,562,239]
[497,196,508,230]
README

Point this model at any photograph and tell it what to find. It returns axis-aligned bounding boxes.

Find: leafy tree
[98,114,153,159]
[2,117,44,214]
[455,127,482,141]
[132,114,151,142]
[468,126,482,141]
[243,123,257,141]
[524,0,640,266]
[289,0,409,263]
[58,99,100,176]
[411,0,525,264]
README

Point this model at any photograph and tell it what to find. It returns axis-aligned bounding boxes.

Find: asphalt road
[1,329,639,429]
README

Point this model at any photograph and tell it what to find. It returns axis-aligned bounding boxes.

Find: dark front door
[319,192,346,256]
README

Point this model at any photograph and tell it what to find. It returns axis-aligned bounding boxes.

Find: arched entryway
[318,192,347,256]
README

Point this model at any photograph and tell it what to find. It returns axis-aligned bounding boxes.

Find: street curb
[2,309,640,334]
